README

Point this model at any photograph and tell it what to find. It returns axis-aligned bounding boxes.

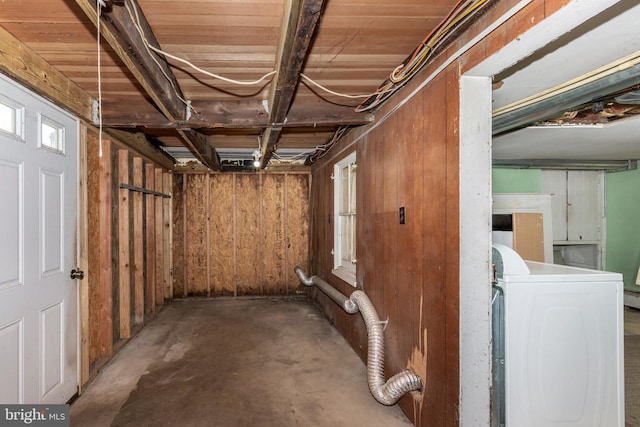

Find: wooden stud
[117,150,131,340]
[132,157,144,325]
[155,168,164,305]
[206,174,211,297]
[163,172,172,299]
[99,138,114,355]
[182,174,188,297]
[145,163,156,312]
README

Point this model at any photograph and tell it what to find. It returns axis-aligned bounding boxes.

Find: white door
[0,74,78,403]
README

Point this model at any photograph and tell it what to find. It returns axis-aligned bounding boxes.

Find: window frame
[332,151,357,286]
[0,95,25,141]
[38,114,66,154]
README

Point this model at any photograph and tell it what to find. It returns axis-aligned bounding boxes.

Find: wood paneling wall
[308,1,567,426]
[172,172,310,296]
[84,126,172,379]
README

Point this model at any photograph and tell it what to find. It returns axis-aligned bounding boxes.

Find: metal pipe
[294,266,358,314]
[294,266,423,405]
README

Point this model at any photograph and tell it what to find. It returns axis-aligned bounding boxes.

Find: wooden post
[117,150,131,339]
[163,172,172,299]
[155,168,164,305]
[132,157,144,324]
[145,163,156,312]
[92,136,113,360]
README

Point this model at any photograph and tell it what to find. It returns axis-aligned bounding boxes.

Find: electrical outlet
[399,206,406,224]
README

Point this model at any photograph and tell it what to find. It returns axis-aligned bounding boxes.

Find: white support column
[459,75,493,427]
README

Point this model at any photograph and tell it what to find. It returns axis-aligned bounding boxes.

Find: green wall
[605,167,640,290]
[492,168,541,193]
[492,167,640,289]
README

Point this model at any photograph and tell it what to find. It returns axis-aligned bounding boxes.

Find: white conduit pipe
[294,266,423,405]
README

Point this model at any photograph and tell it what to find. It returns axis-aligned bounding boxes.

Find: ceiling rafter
[75,0,220,170]
[259,0,326,168]
[100,100,373,129]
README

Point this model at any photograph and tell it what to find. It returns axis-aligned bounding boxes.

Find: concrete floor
[70,297,413,427]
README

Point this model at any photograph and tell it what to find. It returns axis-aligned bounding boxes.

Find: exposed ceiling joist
[100,100,373,129]
[75,0,220,170]
[259,0,325,168]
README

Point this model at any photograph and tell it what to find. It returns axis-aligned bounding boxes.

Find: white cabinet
[541,170,604,269]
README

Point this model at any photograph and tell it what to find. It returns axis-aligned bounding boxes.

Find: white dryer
[492,244,624,427]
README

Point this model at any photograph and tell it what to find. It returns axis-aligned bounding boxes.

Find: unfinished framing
[84,125,173,379]
[172,172,310,297]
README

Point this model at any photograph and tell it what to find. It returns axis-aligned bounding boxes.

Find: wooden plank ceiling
[0,0,461,170]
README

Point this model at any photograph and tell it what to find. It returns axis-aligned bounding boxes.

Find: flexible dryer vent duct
[294,266,423,405]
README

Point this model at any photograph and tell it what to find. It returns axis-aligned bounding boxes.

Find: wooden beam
[0,25,93,121]
[75,0,220,170]
[260,0,325,167]
[100,99,373,129]
[105,128,175,170]
[178,128,220,170]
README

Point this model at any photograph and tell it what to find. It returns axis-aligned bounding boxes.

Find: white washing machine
[492,244,624,427]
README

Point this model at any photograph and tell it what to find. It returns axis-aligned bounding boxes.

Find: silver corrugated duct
[294,266,423,405]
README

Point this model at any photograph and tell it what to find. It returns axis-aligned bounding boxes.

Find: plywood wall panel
[186,174,209,296]
[285,174,310,294]
[209,174,235,295]
[262,174,286,294]
[382,115,400,375]
[172,174,185,297]
[444,65,461,424]
[421,75,449,426]
[173,172,310,296]
[235,174,260,295]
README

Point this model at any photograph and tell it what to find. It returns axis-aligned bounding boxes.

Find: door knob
[70,268,85,280]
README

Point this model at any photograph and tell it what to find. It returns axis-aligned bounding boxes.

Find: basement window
[0,97,24,139]
[332,152,357,286]
[39,116,65,154]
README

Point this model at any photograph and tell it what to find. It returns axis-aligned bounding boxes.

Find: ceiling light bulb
[252,150,261,168]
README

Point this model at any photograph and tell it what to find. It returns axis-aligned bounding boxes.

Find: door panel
[0,159,22,290]
[0,74,78,403]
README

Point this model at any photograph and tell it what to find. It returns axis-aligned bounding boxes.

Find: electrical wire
[356,0,493,112]
[122,0,392,103]
[300,74,395,100]
[306,125,350,164]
